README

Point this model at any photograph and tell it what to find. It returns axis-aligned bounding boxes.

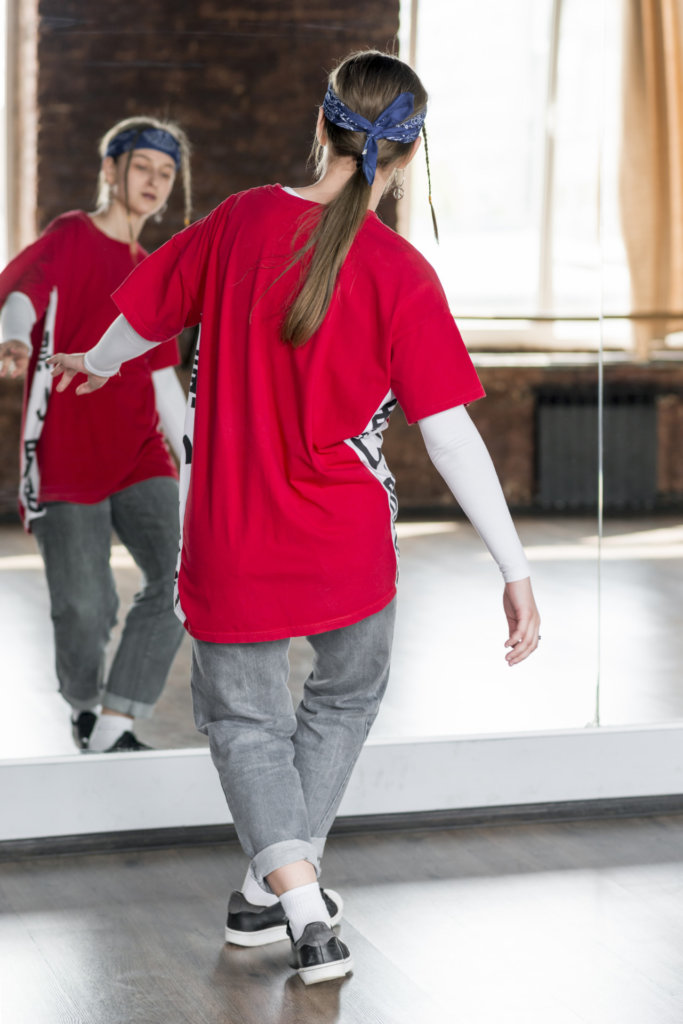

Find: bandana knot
[322,85,426,185]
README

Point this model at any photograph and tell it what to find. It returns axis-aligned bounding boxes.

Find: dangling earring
[392,169,405,201]
[153,202,168,224]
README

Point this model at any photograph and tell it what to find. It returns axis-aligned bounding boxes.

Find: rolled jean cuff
[102,693,155,719]
[250,839,320,890]
[312,837,326,860]
[63,693,102,713]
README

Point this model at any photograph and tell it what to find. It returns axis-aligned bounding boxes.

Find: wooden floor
[2,814,683,1023]
[3,514,683,758]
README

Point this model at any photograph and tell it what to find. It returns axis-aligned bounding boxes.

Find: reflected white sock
[88,713,131,752]
[70,704,101,723]
[241,870,279,907]
[279,882,329,942]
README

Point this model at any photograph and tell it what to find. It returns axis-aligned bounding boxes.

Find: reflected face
[108,146,177,217]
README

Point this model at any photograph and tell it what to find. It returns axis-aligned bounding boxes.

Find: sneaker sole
[225,921,289,947]
[224,888,344,948]
[298,953,353,986]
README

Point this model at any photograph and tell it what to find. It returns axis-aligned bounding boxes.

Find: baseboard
[3,793,683,860]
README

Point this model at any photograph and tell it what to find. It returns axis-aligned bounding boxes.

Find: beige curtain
[620,0,683,357]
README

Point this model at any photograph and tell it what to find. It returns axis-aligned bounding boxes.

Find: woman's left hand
[47,352,109,395]
[503,577,541,666]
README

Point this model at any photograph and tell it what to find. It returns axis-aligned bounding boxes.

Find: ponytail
[282,166,370,346]
[281,50,428,348]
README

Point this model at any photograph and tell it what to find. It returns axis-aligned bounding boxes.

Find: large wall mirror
[2,0,683,843]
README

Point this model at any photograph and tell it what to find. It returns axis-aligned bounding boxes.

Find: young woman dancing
[0,116,192,752]
[49,53,540,983]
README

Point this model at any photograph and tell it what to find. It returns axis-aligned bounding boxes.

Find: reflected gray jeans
[32,476,185,718]
[191,598,396,888]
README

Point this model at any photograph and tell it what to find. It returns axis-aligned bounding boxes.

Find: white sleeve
[83,314,161,377]
[152,366,186,462]
[1,292,37,350]
[418,405,530,583]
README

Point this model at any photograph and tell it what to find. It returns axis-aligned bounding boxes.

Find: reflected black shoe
[288,921,352,986]
[71,710,98,750]
[103,731,153,752]
[225,888,342,947]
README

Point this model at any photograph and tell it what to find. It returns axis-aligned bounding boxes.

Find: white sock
[241,870,279,907]
[88,713,132,752]
[71,704,101,723]
[279,881,329,942]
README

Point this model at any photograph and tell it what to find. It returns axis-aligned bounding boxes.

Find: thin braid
[181,144,192,227]
[122,144,138,260]
[121,126,148,260]
[422,124,439,243]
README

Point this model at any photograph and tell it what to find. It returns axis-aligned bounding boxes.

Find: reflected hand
[503,577,541,666]
[47,352,109,395]
[0,340,31,379]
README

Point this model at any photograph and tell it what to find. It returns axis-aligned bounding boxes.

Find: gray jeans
[32,476,185,718]
[191,598,396,887]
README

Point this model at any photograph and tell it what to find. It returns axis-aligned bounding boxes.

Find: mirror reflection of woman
[0,117,192,752]
[49,52,541,985]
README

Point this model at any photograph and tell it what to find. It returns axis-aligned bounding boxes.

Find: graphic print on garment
[19,288,57,526]
[345,391,400,577]
[173,329,199,623]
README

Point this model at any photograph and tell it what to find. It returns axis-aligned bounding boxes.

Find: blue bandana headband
[322,85,426,185]
[105,127,181,170]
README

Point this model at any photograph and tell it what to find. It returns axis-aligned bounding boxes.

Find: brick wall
[33,0,401,238]
[1,0,401,516]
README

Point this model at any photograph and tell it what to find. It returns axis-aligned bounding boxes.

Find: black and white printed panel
[173,328,200,624]
[20,288,57,526]
[345,390,400,576]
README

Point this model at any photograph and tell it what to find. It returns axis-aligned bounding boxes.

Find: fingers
[502,579,541,666]
[0,342,30,379]
[0,357,22,379]
[54,366,79,392]
[47,352,108,395]
[75,378,106,395]
[46,354,70,387]
[504,624,540,666]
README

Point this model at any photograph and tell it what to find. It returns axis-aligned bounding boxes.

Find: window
[402,0,629,350]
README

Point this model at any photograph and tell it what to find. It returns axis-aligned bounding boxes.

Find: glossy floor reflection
[1,515,682,758]
[2,815,683,1023]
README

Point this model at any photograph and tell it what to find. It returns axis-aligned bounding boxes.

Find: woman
[0,117,191,752]
[49,53,540,983]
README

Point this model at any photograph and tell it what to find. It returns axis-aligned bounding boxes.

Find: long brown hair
[282,51,428,347]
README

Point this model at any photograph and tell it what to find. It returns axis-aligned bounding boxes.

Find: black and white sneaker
[288,921,352,986]
[225,888,342,947]
[104,731,153,752]
[71,710,98,750]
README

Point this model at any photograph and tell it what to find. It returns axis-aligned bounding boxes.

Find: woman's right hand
[46,352,109,395]
[0,340,31,379]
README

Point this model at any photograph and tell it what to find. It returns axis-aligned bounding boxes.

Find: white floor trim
[3,724,683,842]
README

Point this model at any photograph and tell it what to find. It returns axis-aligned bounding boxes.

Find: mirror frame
[4,724,683,842]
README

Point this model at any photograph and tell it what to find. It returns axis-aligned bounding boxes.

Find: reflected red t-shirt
[113,185,485,641]
[0,211,179,508]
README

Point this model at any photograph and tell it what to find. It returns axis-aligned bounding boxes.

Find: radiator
[535,386,658,511]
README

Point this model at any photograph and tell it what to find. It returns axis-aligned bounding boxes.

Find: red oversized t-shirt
[113,185,485,641]
[0,211,179,516]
